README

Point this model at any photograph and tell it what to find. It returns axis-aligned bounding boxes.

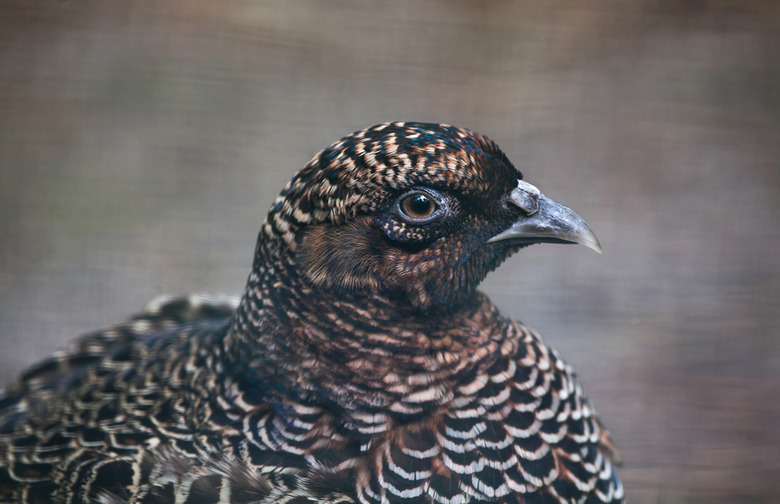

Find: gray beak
[487,180,602,254]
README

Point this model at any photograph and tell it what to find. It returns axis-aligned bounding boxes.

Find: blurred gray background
[1,1,778,503]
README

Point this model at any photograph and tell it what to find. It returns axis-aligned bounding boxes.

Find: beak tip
[582,236,603,254]
[574,227,603,254]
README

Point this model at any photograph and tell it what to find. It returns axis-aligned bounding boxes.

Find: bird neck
[222,236,509,423]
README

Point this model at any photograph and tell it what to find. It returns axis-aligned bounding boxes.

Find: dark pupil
[408,194,432,216]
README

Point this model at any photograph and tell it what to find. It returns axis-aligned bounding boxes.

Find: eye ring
[395,189,444,224]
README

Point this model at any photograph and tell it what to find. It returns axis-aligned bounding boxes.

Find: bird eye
[396,190,442,223]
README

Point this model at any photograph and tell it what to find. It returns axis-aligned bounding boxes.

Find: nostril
[506,180,542,216]
[508,189,539,216]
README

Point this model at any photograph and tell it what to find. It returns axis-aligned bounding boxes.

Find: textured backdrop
[1,1,778,503]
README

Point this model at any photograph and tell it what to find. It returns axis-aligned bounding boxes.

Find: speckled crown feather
[263,122,522,247]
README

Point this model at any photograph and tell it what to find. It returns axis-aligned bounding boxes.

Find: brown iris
[399,192,437,220]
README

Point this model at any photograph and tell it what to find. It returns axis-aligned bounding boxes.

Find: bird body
[0,123,623,503]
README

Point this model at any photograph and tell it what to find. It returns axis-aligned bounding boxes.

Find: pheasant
[0,122,624,504]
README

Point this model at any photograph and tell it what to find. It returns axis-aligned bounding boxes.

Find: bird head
[260,122,600,311]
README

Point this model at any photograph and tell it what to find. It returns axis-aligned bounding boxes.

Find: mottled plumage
[0,122,623,504]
